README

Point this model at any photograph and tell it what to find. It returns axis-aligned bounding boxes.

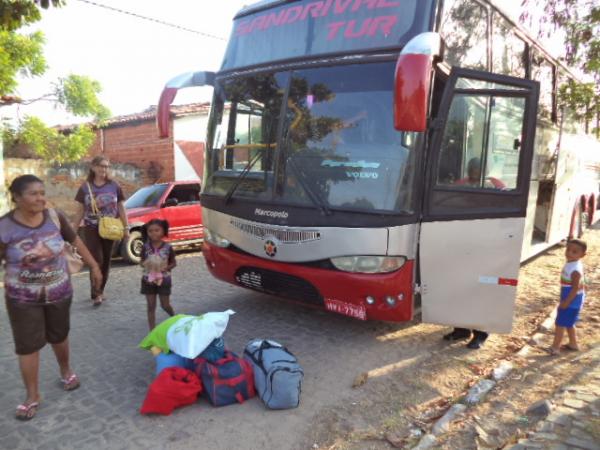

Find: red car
[120,181,203,263]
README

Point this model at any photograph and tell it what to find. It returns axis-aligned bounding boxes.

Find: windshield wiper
[224,150,264,204]
[287,157,331,216]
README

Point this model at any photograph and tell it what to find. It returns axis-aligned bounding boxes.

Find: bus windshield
[222,0,434,70]
[204,61,419,214]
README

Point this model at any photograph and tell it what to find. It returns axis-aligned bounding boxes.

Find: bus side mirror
[394,33,442,132]
[157,71,215,138]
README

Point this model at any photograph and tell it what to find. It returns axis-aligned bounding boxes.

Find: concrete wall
[3,158,143,219]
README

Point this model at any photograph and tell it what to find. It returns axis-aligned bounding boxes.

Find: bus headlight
[204,228,231,248]
[330,256,406,274]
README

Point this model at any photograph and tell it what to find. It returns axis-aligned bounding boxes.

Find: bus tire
[580,208,588,237]
[120,230,144,264]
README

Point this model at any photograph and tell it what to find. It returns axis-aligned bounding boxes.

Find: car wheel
[120,230,144,264]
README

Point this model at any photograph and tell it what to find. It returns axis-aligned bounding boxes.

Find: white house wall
[173,114,209,181]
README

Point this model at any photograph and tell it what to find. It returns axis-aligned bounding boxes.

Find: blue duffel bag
[243,339,303,410]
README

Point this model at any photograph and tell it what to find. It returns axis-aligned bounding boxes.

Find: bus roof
[231,0,580,81]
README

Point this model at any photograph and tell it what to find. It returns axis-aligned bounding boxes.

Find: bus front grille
[234,266,324,306]
[230,219,321,243]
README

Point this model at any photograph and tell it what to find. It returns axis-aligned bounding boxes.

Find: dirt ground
[305,227,600,450]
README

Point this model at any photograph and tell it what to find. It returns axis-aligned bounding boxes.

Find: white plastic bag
[166,310,235,359]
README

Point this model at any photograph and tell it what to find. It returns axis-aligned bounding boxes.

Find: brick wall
[87,120,174,185]
[3,158,143,219]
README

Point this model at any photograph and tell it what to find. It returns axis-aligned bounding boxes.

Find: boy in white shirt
[549,239,586,355]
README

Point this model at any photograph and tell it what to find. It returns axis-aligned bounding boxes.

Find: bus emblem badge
[264,240,277,257]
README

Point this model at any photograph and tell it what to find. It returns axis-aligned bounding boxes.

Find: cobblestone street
[2,248,600,450]
[0,252,425,450]
[506,346,600,450]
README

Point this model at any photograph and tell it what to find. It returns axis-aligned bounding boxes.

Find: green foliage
[19,116,96,163]
[522,0,600,137]
[558,80,598,125]
[0,0,64,31]
[0,0,110,163]
[54,75,111,122]
[0,30,45,95]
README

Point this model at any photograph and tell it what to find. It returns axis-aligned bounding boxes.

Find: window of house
[492,13,527,78]
[441,0,489,70]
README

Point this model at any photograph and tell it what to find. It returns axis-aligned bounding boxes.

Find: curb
[411,310,556,449]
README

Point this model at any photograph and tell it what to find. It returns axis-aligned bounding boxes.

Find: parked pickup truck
[119,180,203,264]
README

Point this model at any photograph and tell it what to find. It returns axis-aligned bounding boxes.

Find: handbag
[87,182,124,241]
[48,208,85,274]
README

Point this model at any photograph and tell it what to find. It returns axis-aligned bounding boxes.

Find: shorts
[555,307,581,328]
[140,278,172,296]
[5,297,72,355]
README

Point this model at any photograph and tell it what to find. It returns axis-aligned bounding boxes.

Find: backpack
[193,351,255,407]
[243,339,304,410]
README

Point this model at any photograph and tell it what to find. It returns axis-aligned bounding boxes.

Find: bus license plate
[324,298,366,320]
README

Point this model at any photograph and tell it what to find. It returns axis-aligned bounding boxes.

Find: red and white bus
[158,0,600,333]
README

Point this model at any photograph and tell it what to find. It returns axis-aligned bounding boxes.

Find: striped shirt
[560,260,585,294]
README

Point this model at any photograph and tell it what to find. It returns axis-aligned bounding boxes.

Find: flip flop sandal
[61,373,81,391]
[547,347,561,356]
[560,344,580,352]
[92,297,103,307]
[15,402,39,421]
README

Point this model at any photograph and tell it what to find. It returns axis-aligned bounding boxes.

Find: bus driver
[455,157,506,189]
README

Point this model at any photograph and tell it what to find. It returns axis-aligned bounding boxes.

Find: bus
[157,0,600,333]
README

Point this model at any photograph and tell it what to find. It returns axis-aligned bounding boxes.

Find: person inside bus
[327,108,369,148]
[455,157,505,189]
[443,327,489,349]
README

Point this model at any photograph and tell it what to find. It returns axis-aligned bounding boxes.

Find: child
[140,219,176,330]
[549,239,587,355]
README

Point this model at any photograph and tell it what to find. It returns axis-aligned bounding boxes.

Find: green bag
[139,314,190,353]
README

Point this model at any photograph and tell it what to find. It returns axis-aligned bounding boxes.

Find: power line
[74,0,227,41]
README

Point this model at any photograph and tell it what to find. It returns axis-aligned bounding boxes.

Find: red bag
[140,367,202,415]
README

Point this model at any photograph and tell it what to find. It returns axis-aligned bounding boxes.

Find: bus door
[420,68,539,333]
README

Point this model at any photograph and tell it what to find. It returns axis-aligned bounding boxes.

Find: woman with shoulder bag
[72,156,129,306]
[0,175,102,420]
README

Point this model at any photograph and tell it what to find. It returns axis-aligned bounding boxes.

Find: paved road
[0,252,426,450]
[506,346,600,450]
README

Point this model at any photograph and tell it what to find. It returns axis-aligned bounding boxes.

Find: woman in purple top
[73,156,129,306]
[0,175,102,420]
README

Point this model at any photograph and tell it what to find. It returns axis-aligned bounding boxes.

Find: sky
[3,0,531,127]
[4,0,250,126]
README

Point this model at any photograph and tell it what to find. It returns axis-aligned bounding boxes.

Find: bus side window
[441,0,489,71]
[492,12,527,78]
[531,49,555,122]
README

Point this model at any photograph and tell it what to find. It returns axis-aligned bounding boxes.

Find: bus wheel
[580,209,588,237]
[571,205,587,239]
[120,230,143,264]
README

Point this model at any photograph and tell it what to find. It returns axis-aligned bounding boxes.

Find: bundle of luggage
[138,310,304,415]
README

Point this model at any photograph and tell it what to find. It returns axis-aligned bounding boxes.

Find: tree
[522,0,600,137]
[0,0,110,163]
